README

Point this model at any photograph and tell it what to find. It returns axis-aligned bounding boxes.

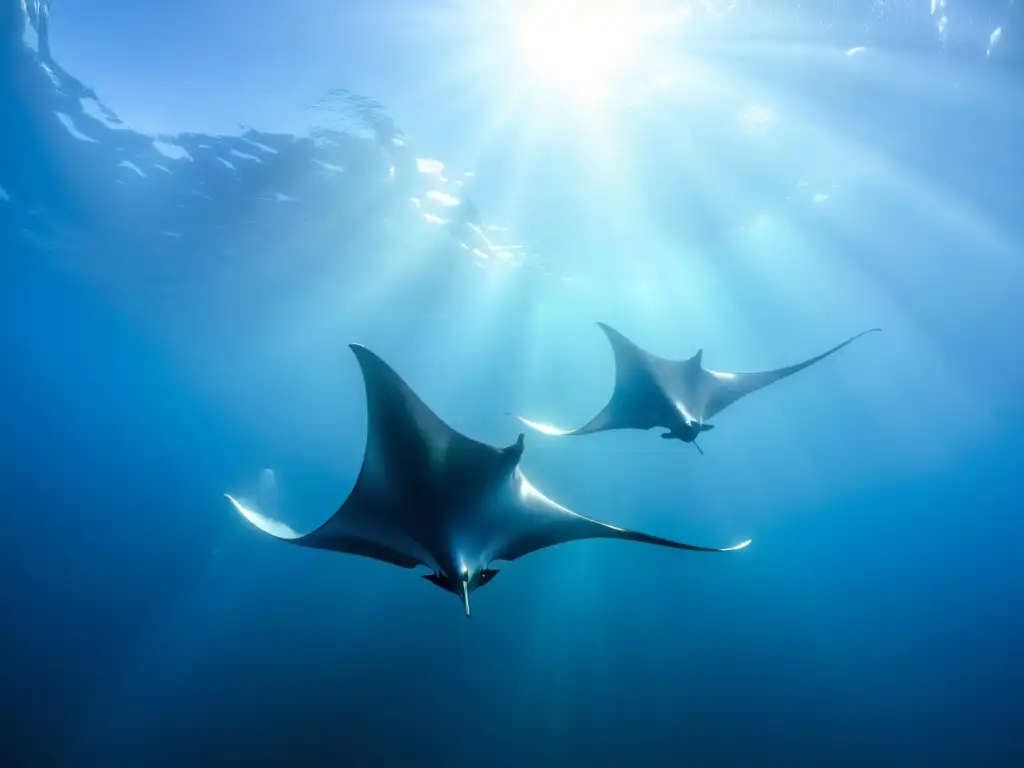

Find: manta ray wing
[698,328,882,421]
[347,343,528,518]
[492,471,751,563]
[225,492,423,568]
[228,344,523,571]
[513,322,664,436]
[346,344,527,509]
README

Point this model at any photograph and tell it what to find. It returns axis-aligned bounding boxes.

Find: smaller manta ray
[226,344,750,617]
[513,323,881,454]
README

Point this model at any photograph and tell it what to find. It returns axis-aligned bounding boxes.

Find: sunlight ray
[479,111,563,264]
[261,219,451,358]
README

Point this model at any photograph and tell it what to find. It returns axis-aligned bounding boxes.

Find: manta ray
[226,344,750,616]
[513,323,880,454]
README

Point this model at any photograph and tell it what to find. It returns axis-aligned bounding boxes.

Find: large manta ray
[226,344,750,616]
[513,323,881,454]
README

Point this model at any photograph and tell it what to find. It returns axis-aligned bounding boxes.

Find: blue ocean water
[2,0,1023,765]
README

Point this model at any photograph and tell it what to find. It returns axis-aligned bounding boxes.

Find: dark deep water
[3,1,1024,766]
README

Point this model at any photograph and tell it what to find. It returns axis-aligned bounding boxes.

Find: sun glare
[508,1,663,104]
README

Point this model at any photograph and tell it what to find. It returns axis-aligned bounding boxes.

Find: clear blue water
[2,1,1022,765]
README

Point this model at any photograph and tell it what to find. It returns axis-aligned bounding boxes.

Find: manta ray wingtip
[348,344,396,376]
[850,327,882,343]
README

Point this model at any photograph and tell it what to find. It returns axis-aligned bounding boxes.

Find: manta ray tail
[692,423,714,454]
